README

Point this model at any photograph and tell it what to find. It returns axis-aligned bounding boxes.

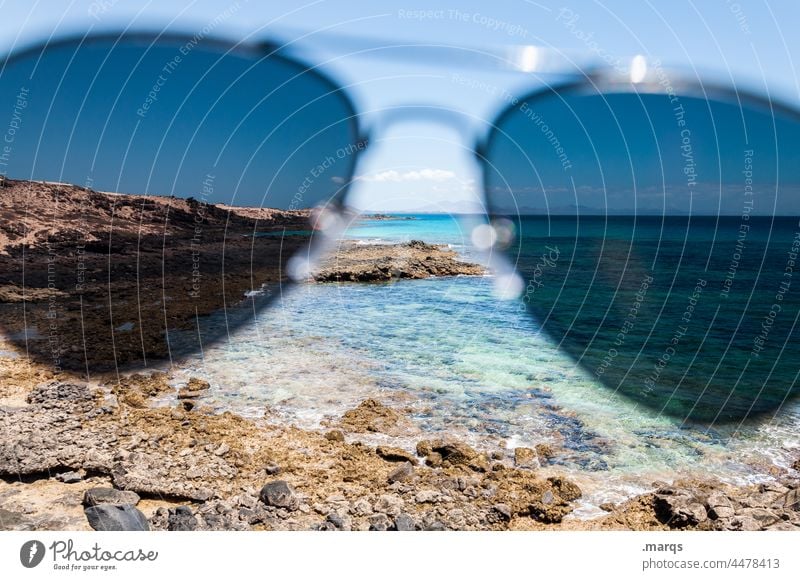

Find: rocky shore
[0,179,311,372]
[1,354,798,532]
[0,179,485,373]
[313,240,485,282]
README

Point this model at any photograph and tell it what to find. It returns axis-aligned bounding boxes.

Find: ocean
[169,213,800,517]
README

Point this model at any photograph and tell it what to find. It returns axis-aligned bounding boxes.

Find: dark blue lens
[484,84,800,422]
[0,36,360,373]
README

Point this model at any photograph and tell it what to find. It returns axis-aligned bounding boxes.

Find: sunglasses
[1,30,798,425]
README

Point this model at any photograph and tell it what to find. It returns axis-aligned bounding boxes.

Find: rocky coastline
[0,178,311,372]
[0,179,484,372]
[1,354,798,532]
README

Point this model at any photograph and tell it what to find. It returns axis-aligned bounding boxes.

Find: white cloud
[356,168,457,183]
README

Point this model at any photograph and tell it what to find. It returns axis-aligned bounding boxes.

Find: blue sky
[1,0,799,211]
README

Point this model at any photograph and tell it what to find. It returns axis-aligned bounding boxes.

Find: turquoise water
[343,214,482,247]
[512,215,800,422]
[170,214,800,517]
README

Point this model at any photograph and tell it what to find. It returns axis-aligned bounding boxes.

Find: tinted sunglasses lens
[483,83,800,422]
[0,38,360,372]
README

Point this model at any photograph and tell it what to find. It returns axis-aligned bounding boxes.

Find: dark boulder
[84,504,149,531]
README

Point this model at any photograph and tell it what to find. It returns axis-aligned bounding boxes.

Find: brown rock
[706,491,735,520]
[186,377,210,391]
[388,462,414,483]
[325,430,345,442]
[654,489,707,528]
[339,399,405,434]
[730,515,761,531]
[83,488,141,507]
[425,452,443,468]
[313,240,485,282]
[740,507,780,526]
[783,488,800,511]
[514,447,537,468]
[416,440,433,457]
[177,387,207,399]
[548,477,582,502]
[432,441,477,464]
[535,443,554,462]
[492,503,512,521]
[376,446,417,464]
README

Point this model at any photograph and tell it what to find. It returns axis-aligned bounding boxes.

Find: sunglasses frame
[4,27,800,391]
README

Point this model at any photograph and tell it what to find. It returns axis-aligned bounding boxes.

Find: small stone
[260,481,297,509]
[432,441,478,466]
[325,430,345,443]
[492,503,512,521]
[766,521,799,531]
[238,495,258,509]
[706,492,735,520]
[425,452,442,467]
[468,454,489,473]
[368,513,390,531]
[181,400,195,411]
[548,477,582,501]
[730,515,761,531]
[376,446,417,464]
[514,447,537,468]
[187,377,211,391]
[783,488,800,511]
[393,513,415,531]
[56,471,82,484]
[85,504,149,531]
[83,488,141,507]
[168,506,197,531]
[741,507,780,526]
[535,443,554,462]
[213,443,230,457]
[351,499,373,517]
[375,494,404,517]
[599,502,615,512]
[415,490,440,504]
[542,490,554,505]
[326,512,351,530]
[424,520,446,531]
[338,399,403,434]
[416,440,433,457]
[388,462,414,483]
[655,493,707,527]
[265,463,281,475]
[177,387,207,399]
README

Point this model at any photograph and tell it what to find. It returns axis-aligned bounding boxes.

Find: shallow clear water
[169,214,800,517]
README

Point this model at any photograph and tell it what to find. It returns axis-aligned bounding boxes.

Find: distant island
[362,214,418,221]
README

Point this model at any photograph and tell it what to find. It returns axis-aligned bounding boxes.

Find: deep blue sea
[170,214,800,518]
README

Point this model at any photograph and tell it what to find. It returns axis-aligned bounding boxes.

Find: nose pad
[335,119,529,298]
